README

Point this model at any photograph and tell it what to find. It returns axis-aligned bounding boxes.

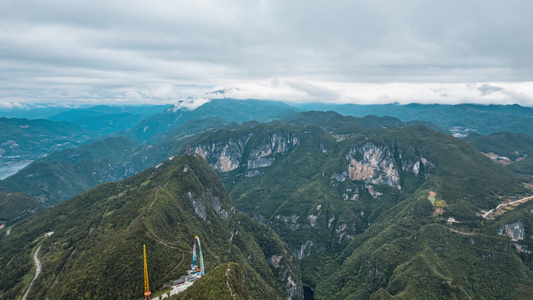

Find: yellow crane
[143,244,151,300]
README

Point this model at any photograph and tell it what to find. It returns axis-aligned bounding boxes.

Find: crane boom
[143,244,151,299]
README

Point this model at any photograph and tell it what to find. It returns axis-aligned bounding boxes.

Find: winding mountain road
[22,244,42,300]
[482,195,533,219]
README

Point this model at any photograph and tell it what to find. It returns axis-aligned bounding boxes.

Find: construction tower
[143,244,151,300]
[196,236,205,275]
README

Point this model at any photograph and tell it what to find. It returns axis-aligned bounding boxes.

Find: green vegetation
[0,118,233,205]
[0,191,43,225]
[172,263,250,300]
[131,99,297,141]
[435,199,447,207]
[299,103,533,136]
[0,117,93,162]
[49,104,169,135]
[465,131,533,160]
[3,106,533,299]
[0,137,144,205]
[315,197,533,299]
[0,155,301,299]
[180,111,530,299]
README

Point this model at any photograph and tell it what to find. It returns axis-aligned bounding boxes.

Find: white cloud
[0,0,533,106]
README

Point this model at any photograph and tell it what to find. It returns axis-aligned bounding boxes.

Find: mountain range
[0,155,302,299]
[2,99,533,299]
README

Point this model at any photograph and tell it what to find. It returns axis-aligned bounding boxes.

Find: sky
[1,0,533,108]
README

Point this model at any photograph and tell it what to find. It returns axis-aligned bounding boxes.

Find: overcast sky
[1,0,533,108]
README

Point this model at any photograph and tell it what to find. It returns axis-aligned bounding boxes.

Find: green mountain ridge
[171,262,251,300]
[297,103,533,137]
[178,111,532,299]
[49,105,169,135]
[0,191,43,226]
[3,104,533,299]
[130,99,298,141]
[0,115,232,205]
[0,155,302,299]
[0,117,94,163]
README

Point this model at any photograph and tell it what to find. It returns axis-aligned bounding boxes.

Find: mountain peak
[169,97,211,112]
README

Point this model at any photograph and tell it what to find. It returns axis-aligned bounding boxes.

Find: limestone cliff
[194,135,252,172]
[345,142,401,189]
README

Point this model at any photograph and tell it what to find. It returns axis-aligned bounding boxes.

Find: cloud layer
[1,0,533,106]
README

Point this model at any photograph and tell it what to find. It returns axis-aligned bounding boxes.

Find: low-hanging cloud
[1,0,533,106]
[478,84,504,95]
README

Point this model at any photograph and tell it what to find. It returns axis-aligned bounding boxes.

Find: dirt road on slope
[22,244,42,300]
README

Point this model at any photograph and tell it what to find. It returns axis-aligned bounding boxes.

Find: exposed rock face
[365,184,382,199]
[335,223,354,244]
[294,240,314,260]
[268,252,304,300]
[193,131,298,173]
[186,191,207,220]
[402,156,434,175]
[208,189,229,220]
[319,142,327,153]
[185,188,232,221]
[328,215,335,229]
[283,274,302,300]
[366,260,386,284]
[245,170,263,177]
[247,132,299,169]
[331,172,349,182]
[345,142,401,189]
[194,135,252,172]
[498,220,525,241]
[514,243,531,254]
[275,214,301,231]
[308,214,319,228]
[342,191,359,201]
[269,255,283,268]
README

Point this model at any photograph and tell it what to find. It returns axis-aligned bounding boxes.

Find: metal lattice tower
[143,244,151,300]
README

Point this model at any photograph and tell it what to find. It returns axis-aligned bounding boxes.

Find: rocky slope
[181,112,531,298]
[184,113,524,260]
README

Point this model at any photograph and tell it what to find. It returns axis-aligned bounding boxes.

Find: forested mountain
[49,105,169,135]
[2,102,533,299]
[0,191,42,226]
[0,117,93,163]
[0,155,302,299]
[0,137,144,205]
[0,116,230,205]
[465,131,533,160]
[298,103,533,137]
[180,111,533,299]
[130,99,297,141]
[0,99,295,205]
[171,263,251,300]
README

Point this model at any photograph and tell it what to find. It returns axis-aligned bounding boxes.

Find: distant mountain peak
[207,87,240,96]
[169,97,211,112]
